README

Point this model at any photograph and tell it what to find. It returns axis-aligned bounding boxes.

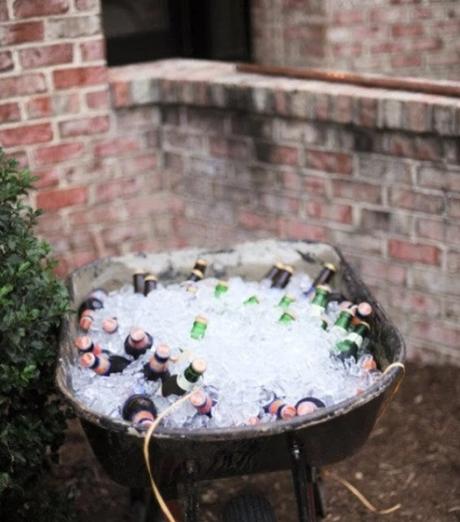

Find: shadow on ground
[52,362,460,521]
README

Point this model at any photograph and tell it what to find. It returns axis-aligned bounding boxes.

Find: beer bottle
[122,394,157,429]
[278,310,296,324]
[334,321,370,361]
[79,309,94,331]
[244,295,259,305]
[278,294,295,309]
[261,262,284,287]
[143,344,171,382]
[304,262,337,296]
[74,335,102,355]
[144,274,158,296]
[161,359,207,397]
[310,285,330,317]
[102,316,118,334]
[80,352,131,375]
[190,315,208,340]
[352,301,373,326]
[295,397,325,416]
[330,309,354,336]
[78,288,106,317]
[133,271,146,294]
[124,328,153,359]
[214,280,229,298]
[190,389,215,417]
[272,265,294,289]
[264,398,296,420]
[358,354,377,372]
[193,258,208,275]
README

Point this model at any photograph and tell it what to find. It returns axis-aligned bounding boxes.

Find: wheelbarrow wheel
[222,493,277,522]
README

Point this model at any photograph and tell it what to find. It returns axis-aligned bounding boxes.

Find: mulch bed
[53,362,460,521]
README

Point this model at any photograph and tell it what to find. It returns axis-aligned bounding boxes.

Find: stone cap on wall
[109,59,460,137]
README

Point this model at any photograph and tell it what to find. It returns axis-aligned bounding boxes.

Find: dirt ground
[53,362,460,521]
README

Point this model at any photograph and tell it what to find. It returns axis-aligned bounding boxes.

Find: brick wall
[0,0,178,274]
[0,2,459,365]
[252,0,460,80]
[108,60,460,365]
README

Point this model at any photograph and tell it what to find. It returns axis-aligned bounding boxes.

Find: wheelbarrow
[56,239,405,521]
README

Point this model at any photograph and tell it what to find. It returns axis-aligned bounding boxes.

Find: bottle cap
[155,343,170,360]
[191,358,207,374]
[130,328,146,342]
[279,404,296,420]
[283,265,294,274]
[80,352,96,367]
[80,309,94,318]
[145,274,158,282]
[190,389,207,408]
[74,335,92,351]
[357,302,373,317]
[194,315,208,325]
[247,416,261,426]
[195,258,208,267]
[190,269,204,279]
[316,284,331,292]
[102,317,118,333]
[324,262,337,272]
[79,315,93,331]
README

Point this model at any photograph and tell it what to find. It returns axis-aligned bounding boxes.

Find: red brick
[331,179,382,204]
[86,90,109,109]
[391,54,422,68]
[359,257,407,285]
[94,177,144,204]
[412,37,443,52]
[446,223,460,244]
[254,142,298,166]
[26,93,80,119]
[53,66,107,90]
[448,197,460,219]
[386,288,442,316]
[93,137,141,158]
[0,2,8,20]
[447,250,460,273]
[418,165,460,193]
[391,23,424,37]
[19,43,73,69]
[13,0,69,18]
[26,96,52,119]
[0,51,13,72]
[306,200,353,224]
[238,210,279,233]
[403,102,431,133]
[278,218,328,241]
[0,73,46,99]
[59,115,110,138]
[0,102,20,123]
[111,81,131,108]
[119,153,157,173]
[388,239,441,265]
[33,142,85,166]
[210,137,251,161]
[332,95,353,123]
[80,39,105,61]
[306,149,353,175]
[75,0,99,10]
[416,218,445,241]
[412,320,460,350]
[0,123,52,147]
[0,21,44,45]
[34,168,60,189]
[390,187,444,214]
[355,98,378,127]
[37,186,87,211]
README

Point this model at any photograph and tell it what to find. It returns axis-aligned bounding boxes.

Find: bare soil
[53,362,460,521]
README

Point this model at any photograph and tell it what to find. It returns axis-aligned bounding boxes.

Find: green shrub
[0,150,74,521]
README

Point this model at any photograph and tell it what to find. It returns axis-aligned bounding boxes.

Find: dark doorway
[102,0,251,66]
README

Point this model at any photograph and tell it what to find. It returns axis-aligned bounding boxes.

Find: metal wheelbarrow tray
[56,239,405,522]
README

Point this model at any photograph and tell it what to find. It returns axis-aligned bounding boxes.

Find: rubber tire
[223,493,277,522]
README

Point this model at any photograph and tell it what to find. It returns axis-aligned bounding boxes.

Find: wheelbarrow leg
[183,460,199,522]
[289,440,317,522]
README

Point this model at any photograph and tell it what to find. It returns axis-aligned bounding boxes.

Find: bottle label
[177,373,195,392]
[346,332,363,349]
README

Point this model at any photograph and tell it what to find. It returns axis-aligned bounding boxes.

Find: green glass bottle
[278,310,296,324]
[244,295,259,305]
[278,294,295,309]
[161,359,207,397]
[330,309,354,336]
[214,280,229,298]
[334,321,370,360]
[310,285,331,318]
[190,315,208,339]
